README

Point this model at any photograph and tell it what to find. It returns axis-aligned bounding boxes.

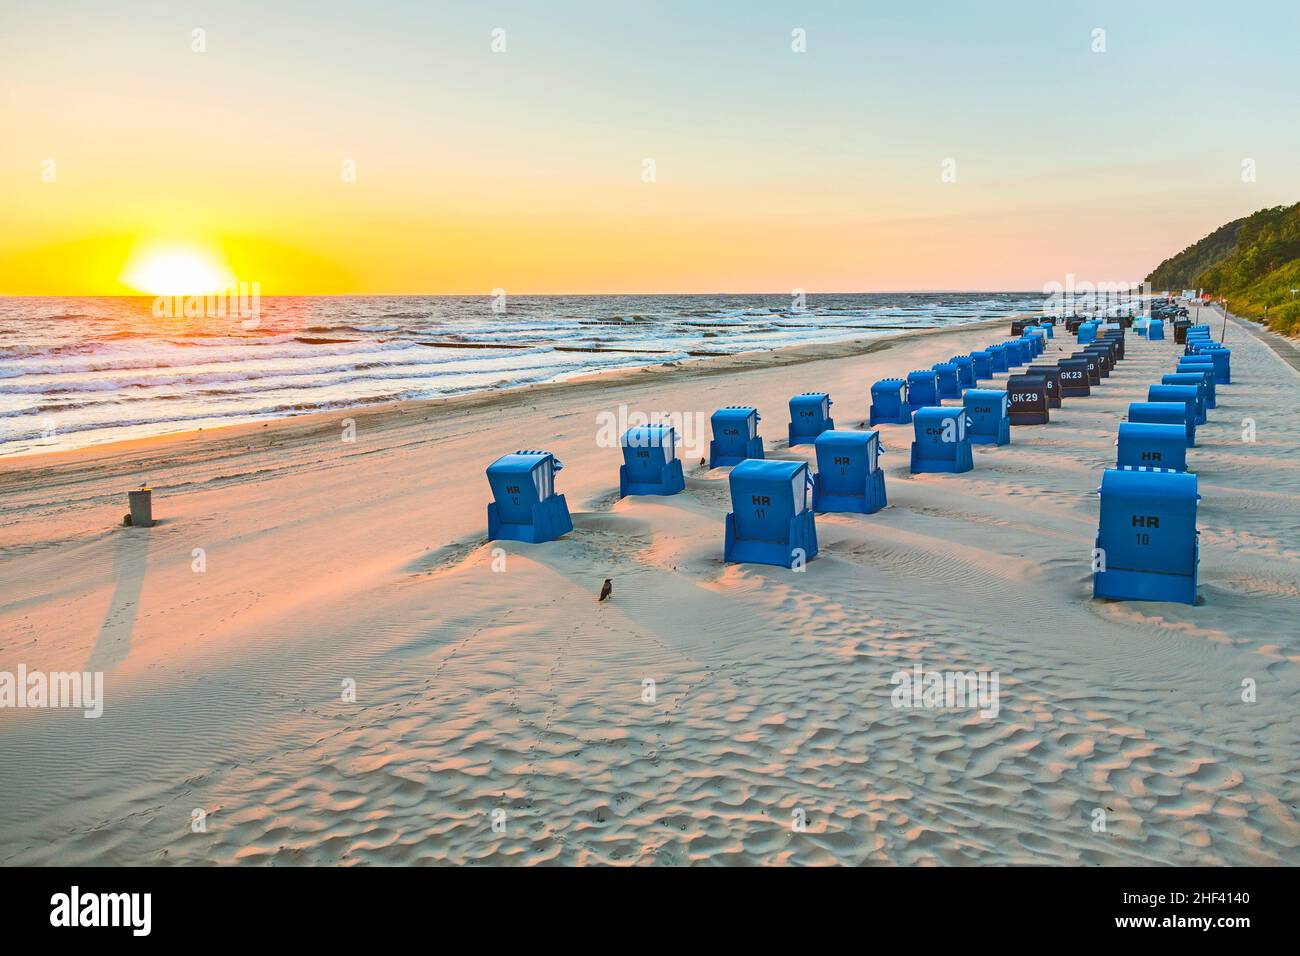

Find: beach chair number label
[1132,513,1159,544]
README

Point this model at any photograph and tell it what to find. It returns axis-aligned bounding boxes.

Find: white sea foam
[0,293,1041,455]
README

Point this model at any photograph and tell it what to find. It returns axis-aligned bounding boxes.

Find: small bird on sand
[598,578,613,602]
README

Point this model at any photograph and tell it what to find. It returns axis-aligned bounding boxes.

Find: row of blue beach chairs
[482,317,1057,555]
[482,314,1233,606]
[1093,323,1231,605]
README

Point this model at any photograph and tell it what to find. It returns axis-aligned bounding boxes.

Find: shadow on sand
[86,528,151,672]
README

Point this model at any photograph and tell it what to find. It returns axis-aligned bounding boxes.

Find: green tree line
[1146,203,1300,336]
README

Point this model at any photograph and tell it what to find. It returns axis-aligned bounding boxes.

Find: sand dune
[1,313,1297,865]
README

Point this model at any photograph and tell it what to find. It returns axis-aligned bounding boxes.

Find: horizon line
[1,289,1078,299]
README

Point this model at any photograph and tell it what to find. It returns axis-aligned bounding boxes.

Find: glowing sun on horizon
[121,243,236,296]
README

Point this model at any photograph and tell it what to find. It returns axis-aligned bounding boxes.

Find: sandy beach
[1,311,1297,866]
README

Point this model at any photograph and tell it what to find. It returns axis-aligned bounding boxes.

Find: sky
[2,0,1298,294]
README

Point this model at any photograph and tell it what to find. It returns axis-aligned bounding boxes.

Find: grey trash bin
[127,488,155,528]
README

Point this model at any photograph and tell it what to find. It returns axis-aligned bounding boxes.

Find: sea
[0,293,1046,457]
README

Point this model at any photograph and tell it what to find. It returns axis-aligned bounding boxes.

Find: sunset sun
[120,243,236,296]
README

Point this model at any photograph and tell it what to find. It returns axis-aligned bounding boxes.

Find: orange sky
[3,2,1298,295]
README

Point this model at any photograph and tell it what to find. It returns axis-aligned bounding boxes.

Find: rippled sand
[1,314,1296,865]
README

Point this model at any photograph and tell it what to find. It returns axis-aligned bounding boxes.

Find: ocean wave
[0,354,670,444]
[303,323,402,334]
[1,338,444,378]
[0,347,642,401]
[0,293,1046,455]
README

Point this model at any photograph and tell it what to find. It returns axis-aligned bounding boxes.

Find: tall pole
[1220,298,1228,343]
